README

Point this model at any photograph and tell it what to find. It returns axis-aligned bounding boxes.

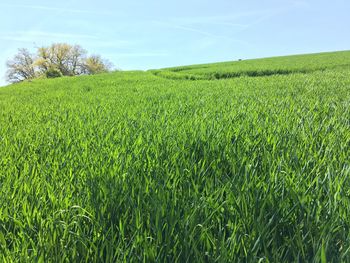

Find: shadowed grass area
[0,52,350,262]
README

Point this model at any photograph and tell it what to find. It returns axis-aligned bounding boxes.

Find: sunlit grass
[0,52,349,262]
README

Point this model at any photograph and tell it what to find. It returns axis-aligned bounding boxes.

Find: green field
[0,51,350,262]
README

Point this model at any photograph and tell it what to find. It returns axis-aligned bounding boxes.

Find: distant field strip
[151,51,350,80]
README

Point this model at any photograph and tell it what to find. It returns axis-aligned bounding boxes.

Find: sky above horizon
[0,0,349,86]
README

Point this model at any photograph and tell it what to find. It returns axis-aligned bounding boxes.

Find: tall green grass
[0,52,349,262]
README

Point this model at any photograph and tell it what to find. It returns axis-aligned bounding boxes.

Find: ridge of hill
[151,50,350,80]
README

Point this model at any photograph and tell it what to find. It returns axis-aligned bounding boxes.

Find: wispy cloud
[289,0,311,8]
[149,7,283,45]
[149,5,302,51]
[111,52,169,58]
[159,5,298,35]
[165,8,278,27]
[0,31,99,43]
[154,22,218,38]
[0,31,133,51]
[151,21,251,46]
[0,3,108,15]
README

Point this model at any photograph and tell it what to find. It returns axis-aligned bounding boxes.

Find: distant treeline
[6,43,113,83]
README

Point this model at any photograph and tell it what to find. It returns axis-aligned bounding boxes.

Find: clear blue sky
[0,0,349,86]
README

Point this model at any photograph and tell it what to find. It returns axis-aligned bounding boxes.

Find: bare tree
[6,48,36,83]
[36,43,87,76]
[83,55,113,75]
[69,45,87,75]
[6,43,113,83]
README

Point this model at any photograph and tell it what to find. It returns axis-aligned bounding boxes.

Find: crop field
[0,51,350,262]
[152,51,350,80]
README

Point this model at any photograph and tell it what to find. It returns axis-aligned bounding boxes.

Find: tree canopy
[6,43,113,83]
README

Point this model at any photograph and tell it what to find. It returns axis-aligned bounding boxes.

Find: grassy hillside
[152,50,350,80]
[0,51,349,262]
